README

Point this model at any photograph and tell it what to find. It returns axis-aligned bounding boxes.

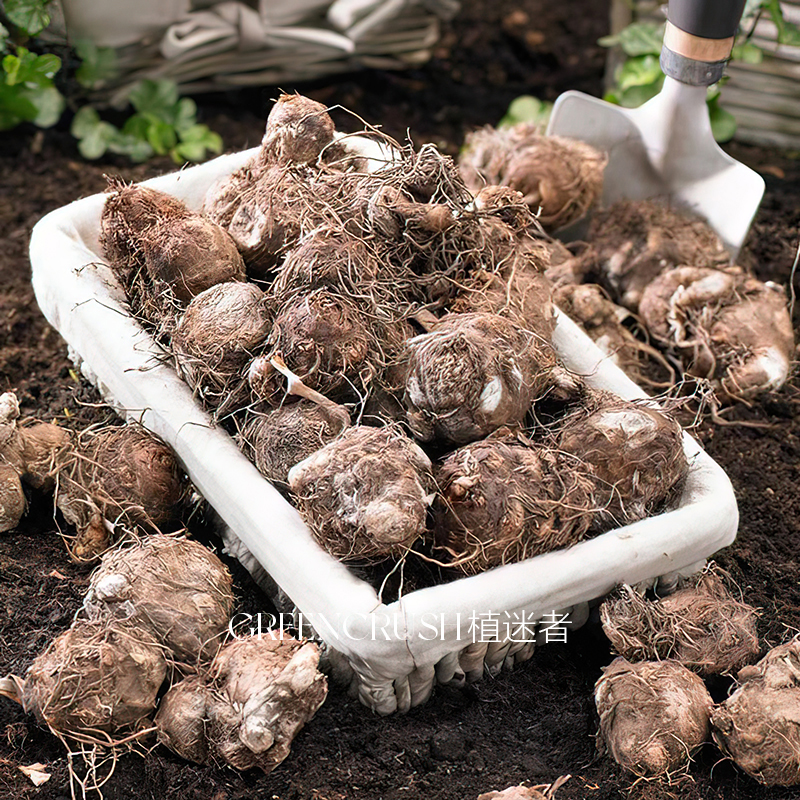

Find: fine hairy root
[56,424,188,562]
[556,392,688,525]
[401,312,575,445]
[460,126,607,231]
[639,265,795,401]
[595,657,713,778]
[433,430,598,574]
[288,425,434,561]
[22,617,166,742]
[155,632,328,773]
[712,640,800,786]
[600,566,760,676]
[84,534,234,663]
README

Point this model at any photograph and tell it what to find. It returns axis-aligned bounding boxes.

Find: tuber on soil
[401,312,575,445]
[84,534,234,663]
[711,640,800,786]
[556,393,688,525]
[22,617,167,741]
[434,430,597,574]
[156,632,327,773]
[56,424,187,562]
[595,657,713,777]
[477,775,570,800]
[600,566,760,676]
[172,281,272,412]
[288,425,434,560]
[459,125,607,231]
[101,179,245,310]
[638,265,795,400]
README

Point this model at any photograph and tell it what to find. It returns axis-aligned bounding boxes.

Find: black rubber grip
[668,0,747,39]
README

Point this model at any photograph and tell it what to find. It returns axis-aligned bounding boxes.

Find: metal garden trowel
[547,0,764,259]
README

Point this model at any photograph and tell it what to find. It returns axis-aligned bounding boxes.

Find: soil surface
[2,1,800,799]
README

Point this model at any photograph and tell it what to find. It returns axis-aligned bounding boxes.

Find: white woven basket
[29,149,739,714]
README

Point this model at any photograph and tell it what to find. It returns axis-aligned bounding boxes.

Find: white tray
[29,150,738,715]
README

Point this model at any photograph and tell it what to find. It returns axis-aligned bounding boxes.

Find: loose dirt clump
[600,566,760,676]
[595,657,713,778]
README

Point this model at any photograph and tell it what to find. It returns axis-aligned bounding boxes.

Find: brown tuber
[101,179,245,305]
[172,281,272,412]
[434,430,597,574]
[595,657,713,777]
[156,633,327,773]
[84,535,234,663]
[402,312,575,445]
[639,265,794,400]
[288,425,434,560]
[460,126,607,231]
[712,640,800,786]
[22,617,167,740]
[600,567,760,676]
[556,393,688,525]
[56,425,187,562]
[262,94,336,166]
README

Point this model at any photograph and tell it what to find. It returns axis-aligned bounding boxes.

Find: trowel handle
[661,0,747,86]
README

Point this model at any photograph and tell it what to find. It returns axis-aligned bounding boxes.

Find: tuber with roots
[433,430,598,574]
[556,393,688,525]
[712,640,800,786]
[600,566,760,676]
[172,281,272,413]
[83,535,234,663]
[459,126,606,231]
[595,657,713,777]
[288,425,434,561]
[22,617,167,741]
[56,424,188,562]
[101,179,245,311]
[402,312,577,445]
[156,632,327,773]
[477,776,570,800]
[639,265,794,400]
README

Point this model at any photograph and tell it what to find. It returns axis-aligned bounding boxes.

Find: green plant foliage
[598,21,663,56]
[0,46,64,129]
[707,88,738,142]
[75,40,119,89]
[5,0,51,37]
[759,0,800,45]
[71,79,223,164]
[499,95,553,128]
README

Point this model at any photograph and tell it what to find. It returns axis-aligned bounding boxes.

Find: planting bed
[2,0,800,798]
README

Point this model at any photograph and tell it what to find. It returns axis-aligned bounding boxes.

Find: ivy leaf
[71,107,117,159]
[145,118,178,154]
[172,96,197,132]
[0,82,38,129]
[129,79,180,120]
[616,54,663,92]
[25,83,63,126]
[107,133,154,162]
[172,124,223,163]
[599,22,664,57]
[498,95,553,128]
[75,40,118,89]
[70,105,100,138]
[5,0,51,37]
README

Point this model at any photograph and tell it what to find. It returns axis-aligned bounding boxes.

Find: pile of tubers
[99,93,693,579]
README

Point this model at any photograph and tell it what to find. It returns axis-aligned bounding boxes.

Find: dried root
[460,126,606,231]
[579,199,730,311]
[56,425,188,562]
[639,265,794,400]
[600,567,760,676]
[433,430,598,574]
[556,393,688,525]
[712,640,800,786]
[402,312,574,445]
[84,534,234,663]
[288,425,434,560]
[22,617,166,742]
[595,657,713,778]
[156,633,327,773]
[172,281,272,413]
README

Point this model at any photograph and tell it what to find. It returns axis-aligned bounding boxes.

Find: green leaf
[618,77,664,108]
[171,124,223,162]
[708,94,738,142]
[0,82,38,128]
[129,79,179,119]
[121,113,150,139]
[25,83,63,127]
[498,95,553,128]
[172,96,197,132]
[0,23,11,54]
[766,0,800,45]
[5,0,51,37]
[3,49,60,87]
[731,40,764,63]
[616,54,663,91]
[75,40,118,89]
[107,133,154,162]
[70,105,100,137]
[599,21,665,57]
[145,118,177,154]
[76,121,116,159]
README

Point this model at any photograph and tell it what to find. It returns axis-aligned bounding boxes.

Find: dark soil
[2,1,800,799]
